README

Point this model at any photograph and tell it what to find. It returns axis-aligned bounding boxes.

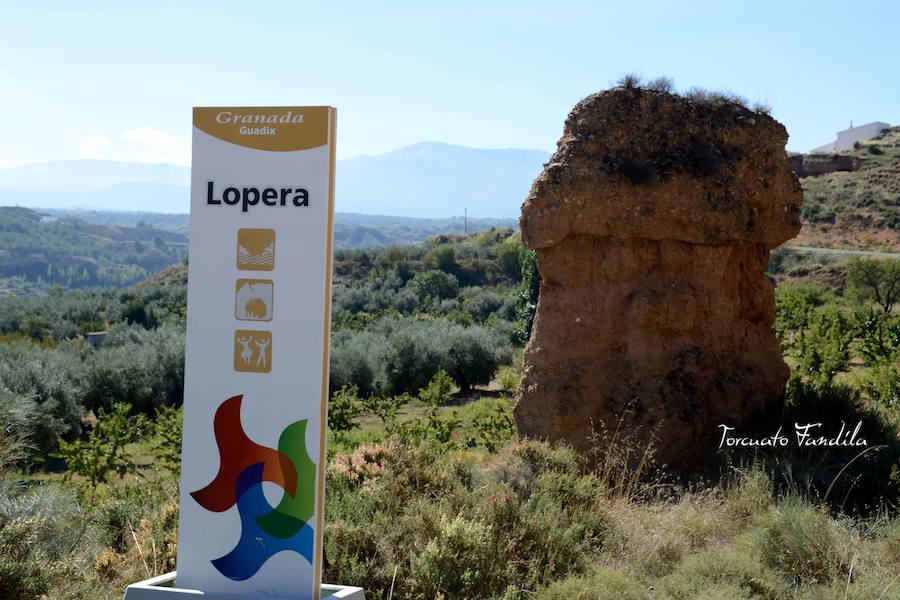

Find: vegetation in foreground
[0,230,898,599]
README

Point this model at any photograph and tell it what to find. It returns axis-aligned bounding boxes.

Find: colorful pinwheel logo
[190,394,316,581]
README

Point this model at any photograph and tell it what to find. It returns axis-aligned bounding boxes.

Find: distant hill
[41,208,190,233]
[0,142,548,218]
[798,126,900,251]
[37,209,518,249]
[0,206,187,296]
[337,142,547,217]
[0,206,518,295]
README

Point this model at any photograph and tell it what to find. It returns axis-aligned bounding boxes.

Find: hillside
[2,226,899,599]
[797,126,900,250]
[39,209,518,249]
[0,206,187,295]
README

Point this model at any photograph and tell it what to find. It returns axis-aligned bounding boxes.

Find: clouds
[78,127,191,166]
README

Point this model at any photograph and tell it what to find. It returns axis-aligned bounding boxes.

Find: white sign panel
[177,106,336,600]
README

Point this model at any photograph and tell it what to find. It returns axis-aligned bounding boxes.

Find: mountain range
[0,142,549,218]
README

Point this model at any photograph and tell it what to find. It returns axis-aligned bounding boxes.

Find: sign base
[122,573,365,599]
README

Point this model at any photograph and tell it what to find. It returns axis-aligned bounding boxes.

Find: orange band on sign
[193,106,330,151]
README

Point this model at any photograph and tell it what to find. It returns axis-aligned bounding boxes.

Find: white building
[811,121,890,154]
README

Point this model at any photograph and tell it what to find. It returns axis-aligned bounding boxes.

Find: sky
[0,0,898,168]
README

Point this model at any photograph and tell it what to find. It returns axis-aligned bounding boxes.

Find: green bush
[151,404,183,475]
[82,324,185,414]
[0,342,87,456]
[408,269,459,302]
[0,389,41,467]
[788,308,853,387]
[774,283,838,348]
[535,568,645,600]
[778,377,900,511]
[854,309,900,364]
[753,499,848,586]
[497,364,520,392]
[329,384,364,440]
[324,440,608,600]
[724,467,775,523]
[495,241,524,282]
[514,250,540,344]
[424,245,459,274]
[0,409,83,599]
[330,329,379,397]
[335,316,510,397]
[468,402,515,453]
[418,370,454,407]
[861,362,900,422]
[56,402,147,492]
[660,544,789,599]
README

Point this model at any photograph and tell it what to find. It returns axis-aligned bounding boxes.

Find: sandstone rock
[514,87,802,469]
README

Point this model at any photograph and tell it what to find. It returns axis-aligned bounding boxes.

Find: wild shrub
[0,401,84,598]
[407,269,459,302]
[660,544,790,599]
[854,308,900,364]
[774,283,839,349]
[324,440,608,599]
[466,403,515,453]
[0,512,79,600]
[367,317,511,396]
[861,361,900,422]
[724,466,775,523]
[535,568,645,600]
[418,370,453,407]
[752,499,850,586]
[424,245,459,275]
[497,364,520,392]
[617,73,642,89]
[82,324,185,414]
[513,250,540,344]
[56,402,147,493]
[95,481,179,583]
[329,384,364,441]
[0,342,87,455]
[777,376,900,511]
[495,240,524,282]
[791,309,853,387]
[330,329,379,397]
[362,394,411,431]
[150,404,183,475]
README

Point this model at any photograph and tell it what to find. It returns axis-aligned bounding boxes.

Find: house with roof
[811,121,890,154]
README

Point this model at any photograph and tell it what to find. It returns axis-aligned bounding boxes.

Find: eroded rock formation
[514,87,802,469]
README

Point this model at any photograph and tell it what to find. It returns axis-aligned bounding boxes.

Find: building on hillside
[811,121,890,154]
[85,331,108,348]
